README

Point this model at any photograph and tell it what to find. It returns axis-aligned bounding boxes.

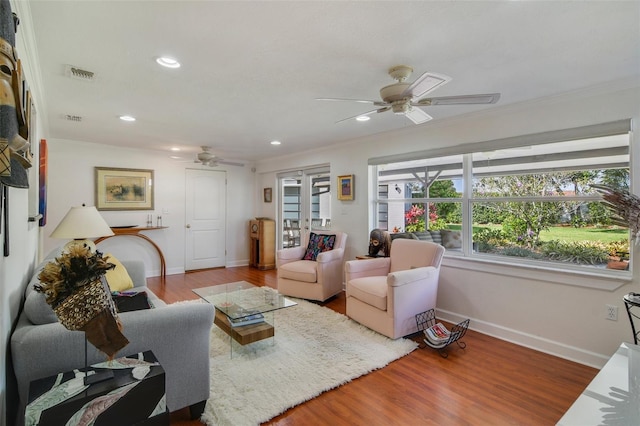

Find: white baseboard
[436,308,609,369]
[226,259,250,268]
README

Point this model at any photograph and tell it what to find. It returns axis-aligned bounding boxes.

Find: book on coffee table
[228,311,265,327]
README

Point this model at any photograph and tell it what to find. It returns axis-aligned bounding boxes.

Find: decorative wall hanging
[337,174,354,201]
[38,138,47,225]
[95,167,154,211]
[0,0,32,190]
[263,187,272,203]
[3,184,8,256]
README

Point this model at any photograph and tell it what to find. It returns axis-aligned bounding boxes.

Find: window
[372,121,631,275]
[278,166,331,248]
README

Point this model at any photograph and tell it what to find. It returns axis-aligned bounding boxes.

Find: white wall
[254,78,640,367]
[41,139,256,275]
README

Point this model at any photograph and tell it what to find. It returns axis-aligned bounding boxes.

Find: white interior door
[185,169,226,270]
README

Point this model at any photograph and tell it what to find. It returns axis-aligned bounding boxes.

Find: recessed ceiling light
[270,140,281,145]
[119,115,136,122]
[156,56,180,68]
[356,115,371,122]
[170,147,181,151]
[169,155,182,160]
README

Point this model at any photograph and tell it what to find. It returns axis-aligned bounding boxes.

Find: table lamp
[50,204,114,252]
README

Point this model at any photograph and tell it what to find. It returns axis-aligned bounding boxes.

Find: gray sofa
[11,256,215,422]
[391,229,462,250]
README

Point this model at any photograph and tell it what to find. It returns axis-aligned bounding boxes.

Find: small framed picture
[337,174,354,201]
[263,187,273,203]
[95,167,154,211]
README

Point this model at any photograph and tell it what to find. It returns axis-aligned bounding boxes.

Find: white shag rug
[200,287,417,426]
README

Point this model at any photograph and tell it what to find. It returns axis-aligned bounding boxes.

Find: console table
[557,342,640,425]
[95,227,168,281]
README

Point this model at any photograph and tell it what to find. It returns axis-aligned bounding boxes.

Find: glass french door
[278,166,331,249]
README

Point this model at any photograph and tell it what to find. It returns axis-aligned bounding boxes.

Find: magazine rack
[415,308,470,358]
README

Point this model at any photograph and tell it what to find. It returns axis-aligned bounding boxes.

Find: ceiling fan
[194,146,244,167]
[317,65,500,124]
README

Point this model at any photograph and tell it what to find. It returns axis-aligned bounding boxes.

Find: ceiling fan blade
[416,93,501,106]
[402,72,451,99]
[405,107,432,125]
[335,107,390,124]
[316,97,387,106]
[219,160,245,167]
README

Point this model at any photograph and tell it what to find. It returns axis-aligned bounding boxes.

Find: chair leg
[189,400,207,420]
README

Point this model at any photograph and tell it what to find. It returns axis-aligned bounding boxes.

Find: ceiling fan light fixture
[391,101,411,115]
[156,56,181,68]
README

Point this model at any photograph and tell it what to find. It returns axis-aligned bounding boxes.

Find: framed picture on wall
[264,187,272,203]
[337,174,354,201]
[95,167,154,210]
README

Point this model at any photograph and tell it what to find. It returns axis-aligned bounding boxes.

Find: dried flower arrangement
[34,245,115,307]
[592,184,640,244]
[34,245,129,358]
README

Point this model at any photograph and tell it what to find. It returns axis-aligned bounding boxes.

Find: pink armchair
[345,239,445,339]
[277,232,348,301]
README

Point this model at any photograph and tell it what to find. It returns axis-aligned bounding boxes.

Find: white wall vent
[65,114,83,122]
[65,65,95,81]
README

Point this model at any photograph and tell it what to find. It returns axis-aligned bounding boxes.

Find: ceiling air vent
[65,65,95,81]
[65,114,82,122]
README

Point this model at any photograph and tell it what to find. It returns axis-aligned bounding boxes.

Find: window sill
[442,253,631,291]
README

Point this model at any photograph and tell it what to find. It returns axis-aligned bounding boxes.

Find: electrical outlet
[606,304,618,321]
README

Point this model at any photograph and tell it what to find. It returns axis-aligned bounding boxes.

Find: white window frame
[370,120,633,291]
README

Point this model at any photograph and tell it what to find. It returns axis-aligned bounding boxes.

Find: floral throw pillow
[302,233,336,261]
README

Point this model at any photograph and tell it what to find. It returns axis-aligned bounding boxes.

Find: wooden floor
[147,267,598,426]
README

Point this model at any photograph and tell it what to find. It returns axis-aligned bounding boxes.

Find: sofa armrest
[117,303,214,410]
[387,266,439,287]
[345,258,391,282]
[316,247,344,263]
[276,246,305,267]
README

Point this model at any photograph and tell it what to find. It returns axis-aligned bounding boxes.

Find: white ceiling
[19,1,640,165]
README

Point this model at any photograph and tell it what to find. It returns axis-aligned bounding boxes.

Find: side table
[623,292,640,344]
[26,351,168,426]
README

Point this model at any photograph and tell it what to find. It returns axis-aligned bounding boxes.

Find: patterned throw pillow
[441,229,462,249]
[302,233,336,260]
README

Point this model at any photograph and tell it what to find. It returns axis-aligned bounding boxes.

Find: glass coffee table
[193,281,297,354]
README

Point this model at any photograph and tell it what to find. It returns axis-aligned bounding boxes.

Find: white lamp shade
[50,205,115,240]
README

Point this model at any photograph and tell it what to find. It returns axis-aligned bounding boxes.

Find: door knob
[186,224,191,228]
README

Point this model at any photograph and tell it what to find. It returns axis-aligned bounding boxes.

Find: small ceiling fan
[317,65,500,124]
[194,146,244,167]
